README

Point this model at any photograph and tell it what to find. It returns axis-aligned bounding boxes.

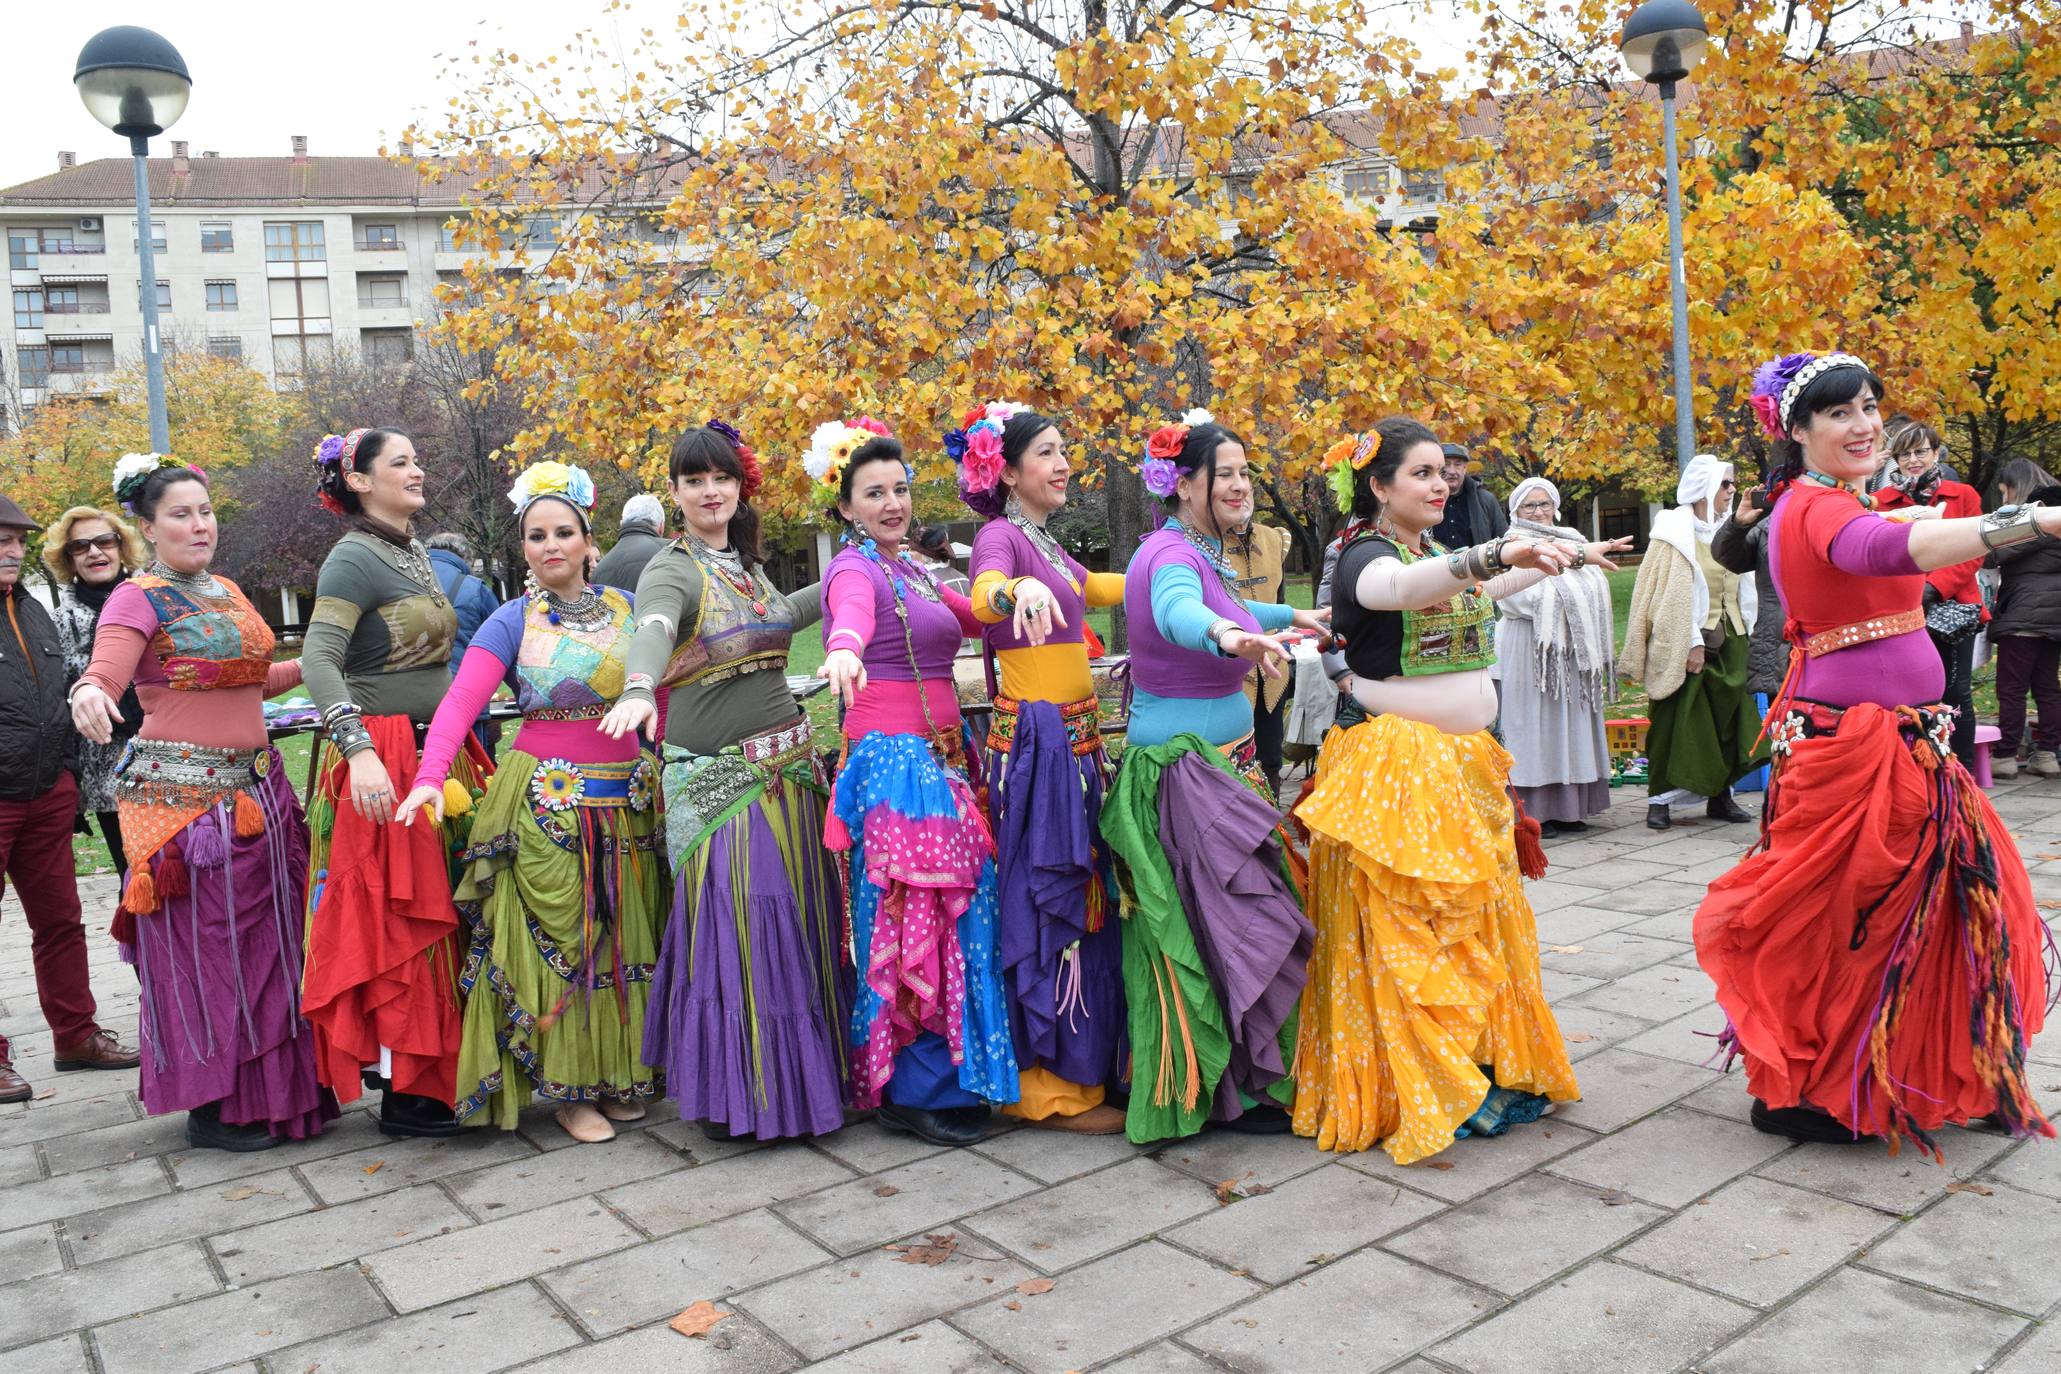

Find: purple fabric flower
[1141,455,1180,498]
[707,418,745,451]
[1750,351,1816,402]
[314,434,346,467]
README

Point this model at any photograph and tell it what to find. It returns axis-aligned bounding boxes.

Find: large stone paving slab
[1430,1259,1753,1374]
[1702,1265,2029,1374]
[1183,1247,1497,1371]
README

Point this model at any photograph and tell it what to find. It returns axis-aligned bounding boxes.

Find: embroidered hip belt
[1768,699,1955,759]
[740,716,814,770]
[530,755,656,814]
[116,739,275,809]
[989,693,1102,757]
[1799,608,1926,658]
[523,703,609,724]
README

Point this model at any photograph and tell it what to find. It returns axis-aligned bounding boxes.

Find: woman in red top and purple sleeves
[395,461,662,1145]
[816,423,1060,1147]
[1697,351,2056,1154]
[957,402,1129,1133]
[71,455,334,1152]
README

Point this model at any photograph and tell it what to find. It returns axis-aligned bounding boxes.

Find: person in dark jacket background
[1708,482,1787,702]
[1428,444,1510,550]
[424,532,499,662]
[592,493,668,593]
[0,492,139,1103]
[1987,459,2061,778]
[1875,422,1985,763]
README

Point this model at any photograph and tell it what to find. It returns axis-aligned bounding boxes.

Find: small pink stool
[1973,723,2001,788]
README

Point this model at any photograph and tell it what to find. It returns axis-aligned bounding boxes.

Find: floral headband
[112,452,203,513]
[1750,351,1871,438]
[508,460,597,525]
[1321,429,1382,513]
[946,401,1030,496]
[311,428,373,516]
[706,418,764,501]
[802,416,893,490]
[1141,408,1216,498]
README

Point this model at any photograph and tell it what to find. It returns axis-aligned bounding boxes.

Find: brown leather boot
[0,1060,30,1103]
[54,1030,142,1071]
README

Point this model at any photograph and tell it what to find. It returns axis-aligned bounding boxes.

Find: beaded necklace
[841,532,953,755]
[146,558,225,599]
[1004,494,1077,586]
[686,534,770,620]
[540,584,610,629]
[1161,515,1241,595]
[1799,469,1874,509]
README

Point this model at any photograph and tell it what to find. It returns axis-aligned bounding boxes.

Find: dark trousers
[1933,629,1977,763]
[0,773,101,1062]
[95,809,128,881]
[1995,636,2061,756]
[1253,688,1287,792]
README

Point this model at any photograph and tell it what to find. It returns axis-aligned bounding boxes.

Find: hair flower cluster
[112,452,200,511]
[1141,408,1214,498]
[803,418,892,489]
[1322,430,1381,513]
[946,401,1026,497]
[507,459,597,515]
[707,418,764,500]
[1749,351,1868,438]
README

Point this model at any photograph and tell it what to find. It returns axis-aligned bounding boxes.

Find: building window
[138,280,172,311]
[1400,169,1444,202]
[264,221,326,263]
[44,286,78,314]
[358,276,407,309]
[360,224,401,250]
[524,217,559,249]
[13,289,44,329]
[362,328,414,364]
[438,222,462,252]
[1343,166,1389,198]
[17,346,48,387]
[206,281,238,311]
[274,332,332,380]
[201,222,234,253]
[207,335,243,360]
[132,219,168,252]
[47,343,85,374]
[7,233,33,269]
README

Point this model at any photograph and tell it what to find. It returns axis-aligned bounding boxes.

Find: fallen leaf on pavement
[873,1185,899,1197]
[1946,1180,1995,1197]
[668,1301,732,1339]
[220,1185,284,1201]
[1421,1161,1456,1171]
[1565,1032,1594,1043]
[1598,1188,1634,1206]
[1748,1247,1792,1263]
[1005,1301,1022,1311]
[1547,944,1584,955]
[1015,1277,1056,1296]
[889,1233,959,1266]
[362,1160,385,1175]
[1213,1175,1273,1204]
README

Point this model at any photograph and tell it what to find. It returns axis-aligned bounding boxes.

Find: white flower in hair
[112,453,167,491]
[802,421,847,482]
[1181,408,1215,428]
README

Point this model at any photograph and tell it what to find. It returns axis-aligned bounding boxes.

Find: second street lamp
[74,26,192,456]
[1620,0,1709,471]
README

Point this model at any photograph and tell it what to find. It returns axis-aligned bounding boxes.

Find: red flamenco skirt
[302,716,492,1107]
[1695,702,2054,1157]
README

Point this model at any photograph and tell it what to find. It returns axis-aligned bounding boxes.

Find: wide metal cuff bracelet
[1980,502,2043,550]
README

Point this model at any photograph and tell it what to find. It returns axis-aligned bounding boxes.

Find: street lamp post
[1620,0,1708,471]
[74,26,192,455]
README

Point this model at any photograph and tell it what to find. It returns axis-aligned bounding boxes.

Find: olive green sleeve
[302,543,380,753]
[620,548,702,707]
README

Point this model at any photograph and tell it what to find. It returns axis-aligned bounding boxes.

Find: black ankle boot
[1646,803,1672,831]
[379,1090,470,1139]
[1707,794,1753,824]
[186,1101,284,1153]
[1215,1103,1295,1135]
[1750,1098,1872,1144]
[875,1101,986,1146]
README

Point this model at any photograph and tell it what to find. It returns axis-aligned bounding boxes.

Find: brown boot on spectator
[54,1030,141,1071]
[0,1060,30,1103]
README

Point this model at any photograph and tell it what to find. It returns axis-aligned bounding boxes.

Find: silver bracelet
[1980,503,2043,550]
[1205,617,1238,653]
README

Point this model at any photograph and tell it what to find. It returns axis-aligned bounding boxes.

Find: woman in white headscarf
[1617,454,1764,831]
[1492,478,1620,836]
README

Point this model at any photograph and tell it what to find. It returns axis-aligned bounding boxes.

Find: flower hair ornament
[1321,429,1382,513]
[311,428,374,516]
[803,416,893,490]
[1141,408,1216,498]
[706,418,764,501]
[946,401,1030,498]
[112,452,202,513]
[1749,351,1871,438]
[507,459,598,525]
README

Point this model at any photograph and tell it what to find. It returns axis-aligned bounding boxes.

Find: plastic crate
[1604,717,1650,763]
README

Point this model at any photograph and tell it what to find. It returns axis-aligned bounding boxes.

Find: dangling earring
[523,568,542,604]
[1003,491,1023,521]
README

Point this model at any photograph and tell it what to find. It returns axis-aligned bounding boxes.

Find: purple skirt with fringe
[128,762,336,1139]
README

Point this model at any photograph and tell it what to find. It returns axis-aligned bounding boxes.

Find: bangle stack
[989,581,1016,615]
[1445,540,1507,582]
[323,700,372,756]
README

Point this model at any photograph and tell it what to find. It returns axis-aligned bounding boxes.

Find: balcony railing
[45,301,111,315]
[355,238,406,252]
[42,243,107,255]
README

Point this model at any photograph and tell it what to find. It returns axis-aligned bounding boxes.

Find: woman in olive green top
[599,422,849,1139]
[301,427,492,1139]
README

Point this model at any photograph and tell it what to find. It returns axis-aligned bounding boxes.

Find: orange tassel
[1512,794,1549,880]
[234,791,264,838]
[155,841,189,899]
[123,866,159,915]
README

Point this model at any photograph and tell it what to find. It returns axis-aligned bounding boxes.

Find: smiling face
[670,465,740,545]
[346,434,426,524]
[1896,438,1939,479]
[1174,440,1254,537]
[1001,424,1068,518]
[1513,490,1557,523]
[839,456,912,552]
[1792,385,1885,485]
[522,497,593,594]
[1372,440,1452,537]
[66,516,124,585]
[138,478,217,574]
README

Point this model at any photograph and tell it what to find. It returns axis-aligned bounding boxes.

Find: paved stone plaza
[3,781,2058,1374]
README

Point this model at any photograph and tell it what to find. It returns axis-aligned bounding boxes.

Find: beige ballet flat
[556,1103,616,1143]
[598,1099,647,1123]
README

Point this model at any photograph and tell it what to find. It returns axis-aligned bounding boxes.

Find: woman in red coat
[1873,421,1984,763]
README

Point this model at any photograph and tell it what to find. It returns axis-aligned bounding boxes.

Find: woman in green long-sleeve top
[599,422,850,1141]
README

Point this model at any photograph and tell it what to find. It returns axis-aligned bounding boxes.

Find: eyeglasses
[65,534,121,556]
[1516,501,1555,515]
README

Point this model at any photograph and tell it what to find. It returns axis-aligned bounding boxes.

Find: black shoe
[701,1119,748,1143]
[1560,820,1589,834]
[1215,1103,1295,1135]
[379,1090,471,1139]
[186,1102,284,1153]
[1750,1098,1872,1144]
[1646,803,1672,831]
[361,1067,390,1093]
[875,1101,986,1146]
[1707,794,1753,824]
[1537,820,1563,839]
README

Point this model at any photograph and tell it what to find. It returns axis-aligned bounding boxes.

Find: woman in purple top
[1098,412,1325,1142]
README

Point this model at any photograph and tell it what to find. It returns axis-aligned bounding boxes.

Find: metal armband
[1979,502,2043,550]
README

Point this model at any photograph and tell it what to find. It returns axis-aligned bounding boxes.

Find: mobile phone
[1746,486,1769,510]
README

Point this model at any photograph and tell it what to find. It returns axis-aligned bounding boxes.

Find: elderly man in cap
[0,493,138,1101]
[593,492,670,594]
[1428,443,1510,552]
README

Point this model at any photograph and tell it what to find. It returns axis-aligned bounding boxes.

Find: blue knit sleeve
[1150,562,1226,655]
[1244,599,1294,631]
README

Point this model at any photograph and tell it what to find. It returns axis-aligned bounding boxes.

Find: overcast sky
[1,1,1481,190]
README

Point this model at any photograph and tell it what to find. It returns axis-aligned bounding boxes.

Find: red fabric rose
[1146,424,1188,461]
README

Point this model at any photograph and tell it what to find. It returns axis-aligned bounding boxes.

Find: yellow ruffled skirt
[1291,714,1578,1163]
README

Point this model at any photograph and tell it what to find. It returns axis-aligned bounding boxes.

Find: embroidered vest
[512,588,635,716]
[134,573,275,691]
[659,549,796,691]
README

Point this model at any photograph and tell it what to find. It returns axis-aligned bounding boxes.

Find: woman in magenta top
[395,460,661,1145]
[71,455,332,1152]
[815,423,1062,1147]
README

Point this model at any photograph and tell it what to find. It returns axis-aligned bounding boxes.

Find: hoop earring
[523,568,541,602]
[1003,491,1023,521]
